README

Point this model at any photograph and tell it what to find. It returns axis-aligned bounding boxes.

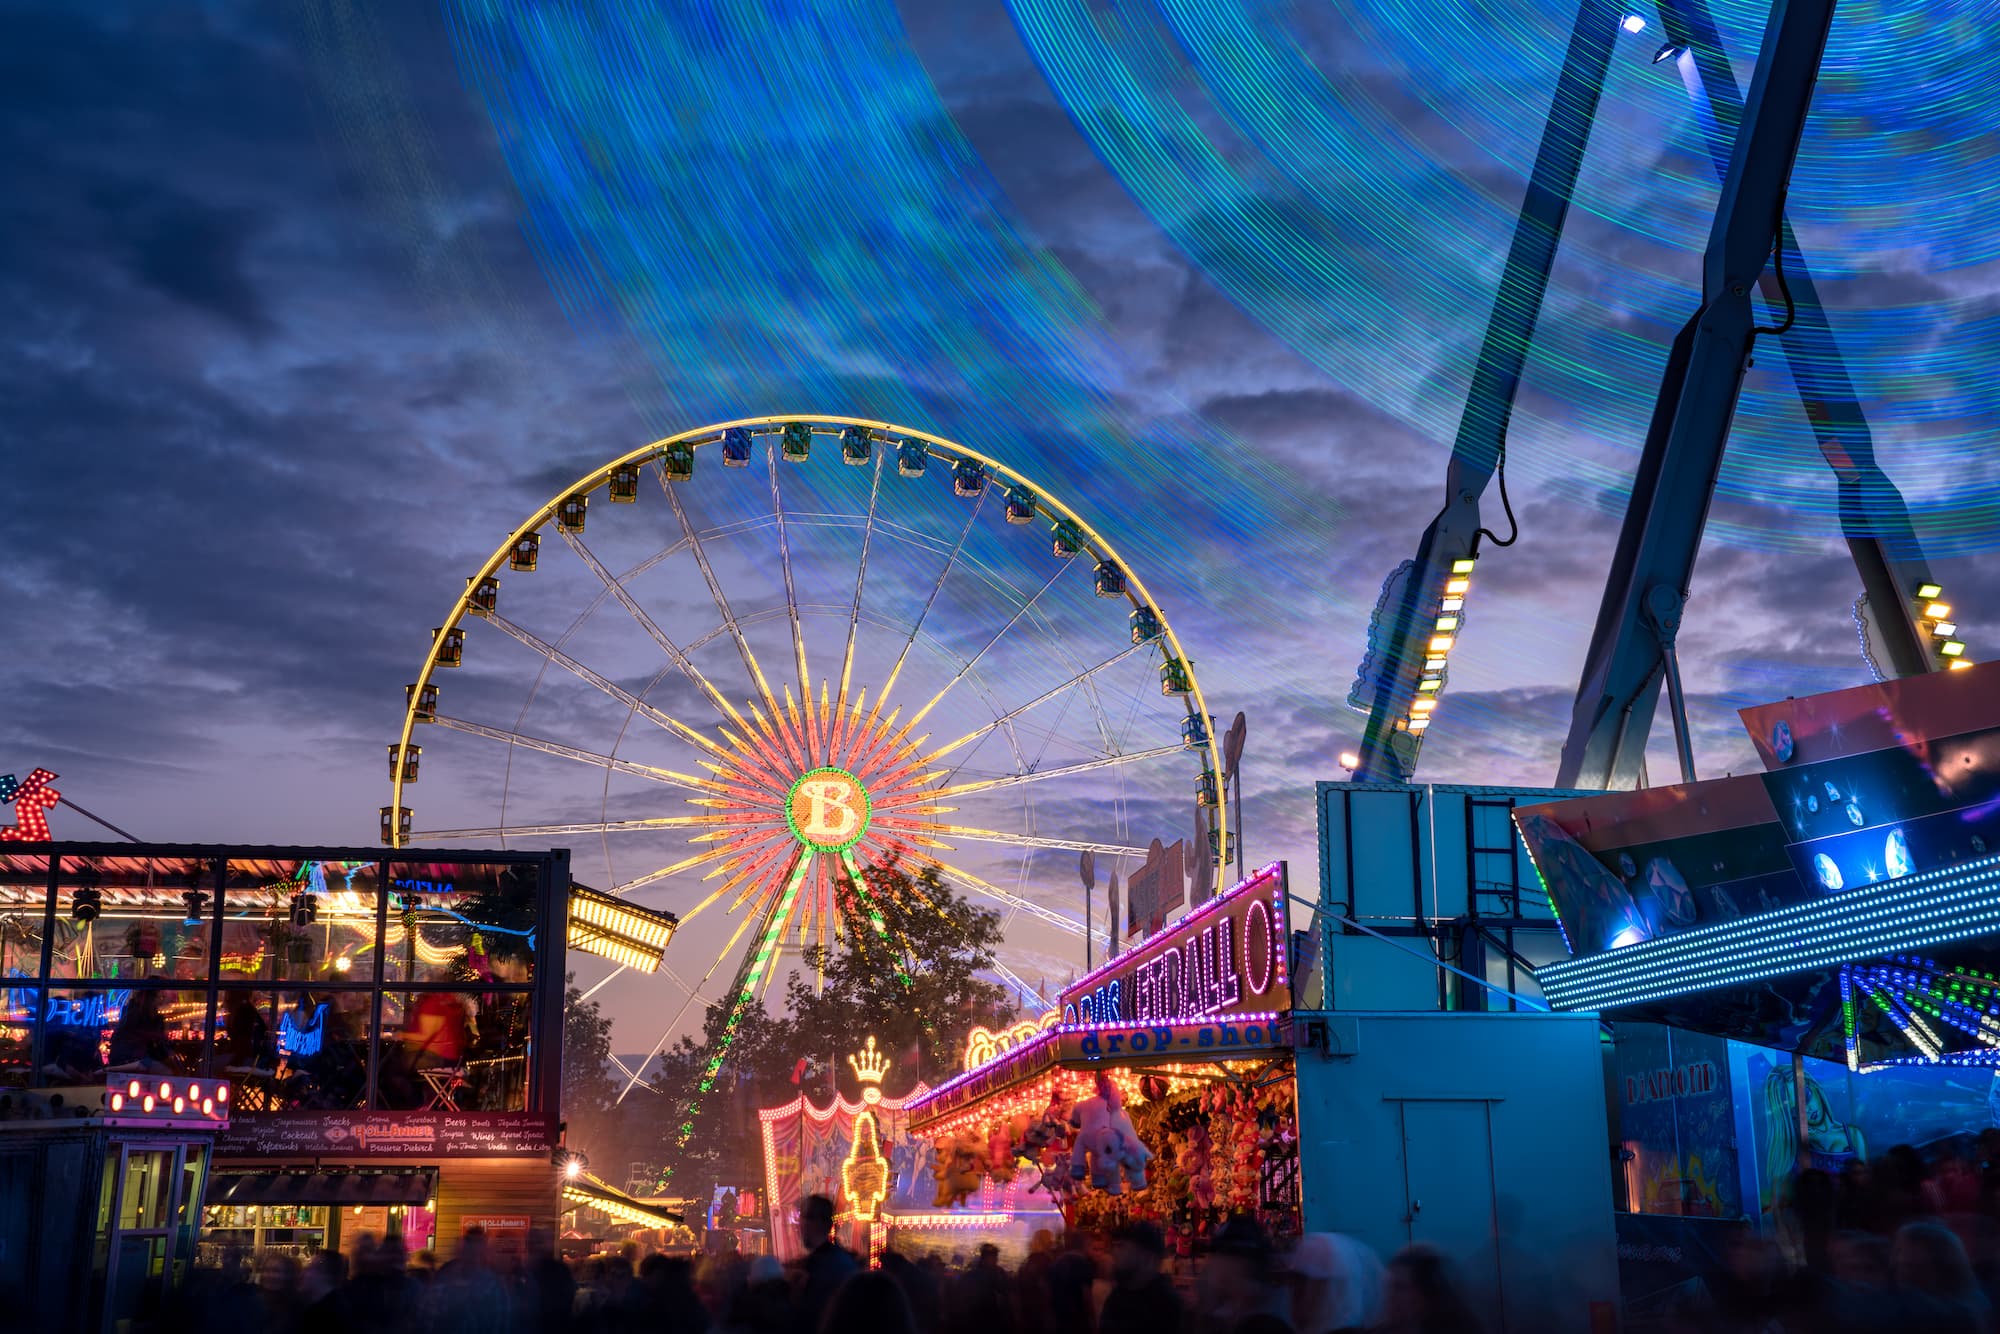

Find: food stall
[0,843,570,1269]
[906,863,1303,1255]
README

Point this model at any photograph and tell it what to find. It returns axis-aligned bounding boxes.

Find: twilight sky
[7,0,1998,1058]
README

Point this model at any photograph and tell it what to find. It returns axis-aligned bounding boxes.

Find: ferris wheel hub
[784,766,872,853]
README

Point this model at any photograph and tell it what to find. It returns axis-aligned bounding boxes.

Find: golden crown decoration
[849,1035,891,1089]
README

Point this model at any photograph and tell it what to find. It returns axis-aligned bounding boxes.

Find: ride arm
[1555,0,1837,790]
[1350,0,1621,783]
[1655,0,1943,681]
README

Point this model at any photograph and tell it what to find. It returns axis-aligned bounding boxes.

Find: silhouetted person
[881,1251,942,1334]
[524,1227,577,1334]
[1197,1215,1284,1334]
[1045,1230,1098,1334]
[425,1227,514,1334]
[822,1272,916,1334]
[725,1255,793,1334]
[634,1253,708,1334]
[793,1194,858,1334]
[1794,1168,1840,1273]
[1895,1220,1989,1334]
[1379,1246,1482,1334]
[1286,1233,1382,1334]
[1101,1223,1183,1334]
[296,1249,348,1334]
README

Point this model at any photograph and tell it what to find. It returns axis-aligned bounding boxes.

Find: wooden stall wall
[434,1156,558,1262]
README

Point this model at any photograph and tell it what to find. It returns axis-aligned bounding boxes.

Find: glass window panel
[41,987,208,1081]
[219,860,379,984]
[207,988,372,1111]
[47,856,213,982]
[0,855,49,980]
[120,1148,173,1229]
[1,986,31,1087]
[177,1146,206,1228]
[383,862,538,984]
[377,990,530,1111]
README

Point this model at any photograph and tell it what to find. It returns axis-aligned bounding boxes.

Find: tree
[781,858,1016,1090]
[645,857,1017,1196]
[561,974,621,1169]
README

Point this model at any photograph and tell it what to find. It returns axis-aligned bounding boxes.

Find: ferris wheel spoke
[653,463,791,737]
[917,854,1086,934]
[610,838,774,895]
[992,961,1051,1008]
[833,450,886,764]
[767,448,817,762]
[481,611,731,760]
[904,559,1073,734]
[429,715,721,796]
[556,527,756,734]
[873,819,1146,857]
[410,816,729,840]
[867,489,986,732]
[879,742,1186,805]
[918,640,1149,767]
[669,835,797,924]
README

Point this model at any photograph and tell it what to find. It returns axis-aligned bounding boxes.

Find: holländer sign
[1060,863,1290,1026]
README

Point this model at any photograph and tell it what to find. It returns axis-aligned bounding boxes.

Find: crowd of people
[1650,1138,2000,1334]
[136,1194,1465,1334]
[131,1141,2000,1334]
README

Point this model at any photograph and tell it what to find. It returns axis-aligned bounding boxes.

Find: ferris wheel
[385,415,1224,1080]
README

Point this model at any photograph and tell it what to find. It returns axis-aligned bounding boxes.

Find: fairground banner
[758,1089,934,1261]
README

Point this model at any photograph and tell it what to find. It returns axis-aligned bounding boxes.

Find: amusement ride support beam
[1353,0,1622,783]
[1557,0,1839,789]
[1652,0,1941,682]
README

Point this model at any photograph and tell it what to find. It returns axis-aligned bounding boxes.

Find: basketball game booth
[905,864,1304,1254]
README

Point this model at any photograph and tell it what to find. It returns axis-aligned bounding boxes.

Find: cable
[1474,442,1521,550]
[1753,195,1798,337]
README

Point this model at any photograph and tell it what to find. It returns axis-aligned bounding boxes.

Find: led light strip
[1057,861,1283,1007]
[1538,854,2000,1012]
[906,1011,1287,1121]
[1404,558,1476,736]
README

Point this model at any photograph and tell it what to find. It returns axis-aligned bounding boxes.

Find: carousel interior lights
[1539,853,2000,1012]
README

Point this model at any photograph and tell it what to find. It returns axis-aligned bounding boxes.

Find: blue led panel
[1538,852,2000,1013]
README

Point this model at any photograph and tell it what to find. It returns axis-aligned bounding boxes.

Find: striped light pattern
[1004,0,2000,561]
[567,886,680,974]
[1538,853,2000,1013]
[1842,954,2000,1072]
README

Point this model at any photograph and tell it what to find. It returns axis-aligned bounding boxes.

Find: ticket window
[99,1140,209,1334]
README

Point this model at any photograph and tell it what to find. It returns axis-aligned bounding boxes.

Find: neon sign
[961,1011,1061,1071]
[1059,864,1290,1025]
[46,990,132,1028]
[0,769,60,842]
[279,1001,330,1056]
[392,877,457,897]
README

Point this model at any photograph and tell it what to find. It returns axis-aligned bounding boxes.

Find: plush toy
[1184,1120,1217,1210]
[930,1129,988,1207]
[987,1119,1018,1183]
[1226,1092,1261,1210]
[1069,1072,1153,1195]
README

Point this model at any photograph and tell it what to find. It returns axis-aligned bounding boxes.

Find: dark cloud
[89,184,273,335]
